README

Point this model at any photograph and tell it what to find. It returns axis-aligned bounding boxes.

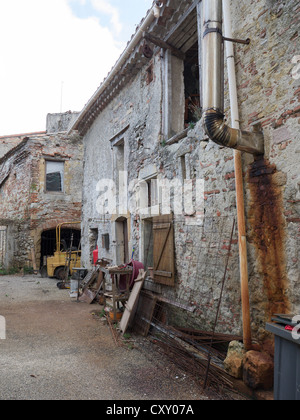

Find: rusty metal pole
[234,152,252,350]
[222,0,252,350]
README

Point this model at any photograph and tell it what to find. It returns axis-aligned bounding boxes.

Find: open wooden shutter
[152,214,175,286]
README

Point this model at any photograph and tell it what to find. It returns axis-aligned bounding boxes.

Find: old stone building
[0,112,83,271]
[69,0,299,347]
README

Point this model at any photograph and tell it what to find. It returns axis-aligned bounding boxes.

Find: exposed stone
[243,351,274,390]
[0,113,83,269]
[224,341,246,379]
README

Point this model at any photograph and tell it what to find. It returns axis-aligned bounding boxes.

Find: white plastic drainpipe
[222,0,239,130]
[222,0,252,350]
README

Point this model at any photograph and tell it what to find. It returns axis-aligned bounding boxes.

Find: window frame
[44,159,65,193]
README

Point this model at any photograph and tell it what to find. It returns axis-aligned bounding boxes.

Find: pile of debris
[70,260,247,397]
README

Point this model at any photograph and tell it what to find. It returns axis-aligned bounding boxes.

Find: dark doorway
[40,228,81,268]
[115,218,129,265]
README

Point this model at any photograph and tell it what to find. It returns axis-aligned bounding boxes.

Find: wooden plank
[172,20,198,53]
[153,270,172,278]
[152,215,175,286]
[143,32,185,60]
[153,223,171,230]
[165,1,198,44]
[78,289,96,304]
[133,291,158,337]
[119,269,146,334]
[142,290,197,313]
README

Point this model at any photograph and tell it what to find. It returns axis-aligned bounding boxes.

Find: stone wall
[80,0,299,344]
[227,0,300,341]
[0,131,83,269]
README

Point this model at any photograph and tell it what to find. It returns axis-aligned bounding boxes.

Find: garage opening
[40,228,81,268]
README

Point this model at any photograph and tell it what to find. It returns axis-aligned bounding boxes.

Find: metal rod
[203,219,236,389]
[223,36,250,45]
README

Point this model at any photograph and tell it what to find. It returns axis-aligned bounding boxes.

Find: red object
[285,325,294,331]
[119,260,145,292]
[93,246,98,266]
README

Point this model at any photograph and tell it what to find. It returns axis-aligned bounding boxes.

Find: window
[102,233,110,250]
[162,5,200,138]
[139,176,159,217]
[184,41,200,127]
[46,161,64,192]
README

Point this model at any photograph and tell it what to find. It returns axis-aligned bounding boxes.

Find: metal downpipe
[202,0,264,155]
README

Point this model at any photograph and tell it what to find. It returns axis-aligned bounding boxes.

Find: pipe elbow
[203,109,238,149]
[203,109,264,155]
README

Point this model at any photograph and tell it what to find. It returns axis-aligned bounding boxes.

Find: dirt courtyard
[0,274,215,401]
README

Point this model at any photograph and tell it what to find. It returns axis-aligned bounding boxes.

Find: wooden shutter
[152,214,175,286]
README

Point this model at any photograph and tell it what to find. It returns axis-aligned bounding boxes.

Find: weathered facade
[70,0,300,346]
[0,112,83,270]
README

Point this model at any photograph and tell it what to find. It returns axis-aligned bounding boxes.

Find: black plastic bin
[266,322,300,400]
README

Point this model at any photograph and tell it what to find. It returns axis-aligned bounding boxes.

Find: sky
[0,0,153,136]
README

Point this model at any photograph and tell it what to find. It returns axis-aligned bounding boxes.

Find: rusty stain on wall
[247,156,290,319]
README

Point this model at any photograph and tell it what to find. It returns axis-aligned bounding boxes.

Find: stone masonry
[71,0,300,346]
[0,113,83,269]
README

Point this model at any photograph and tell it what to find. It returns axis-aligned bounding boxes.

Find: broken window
[184,41,200,127]
[162,6,200,138]
[45,161,64,192]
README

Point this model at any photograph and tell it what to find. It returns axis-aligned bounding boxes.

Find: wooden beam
[143,32,185,60]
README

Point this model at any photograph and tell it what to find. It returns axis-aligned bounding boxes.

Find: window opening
[146,63,154,85]
[147,178,158,209]
[46,161,64,192]
[102,233,110,250]
[184,41,200,127]
[180,155,187,181]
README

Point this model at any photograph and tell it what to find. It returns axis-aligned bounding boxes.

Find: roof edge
[68,3,162,135]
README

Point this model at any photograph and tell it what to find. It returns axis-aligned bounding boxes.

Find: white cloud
[0,0,124,135]
[91,0,123,36]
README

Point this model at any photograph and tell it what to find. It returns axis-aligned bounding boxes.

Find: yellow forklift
[42,222,81,280]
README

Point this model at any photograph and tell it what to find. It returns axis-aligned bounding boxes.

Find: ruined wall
[0,132,83,268]
[0,135,27,159]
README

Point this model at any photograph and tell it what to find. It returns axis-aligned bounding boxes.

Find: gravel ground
[0,274,219,401]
